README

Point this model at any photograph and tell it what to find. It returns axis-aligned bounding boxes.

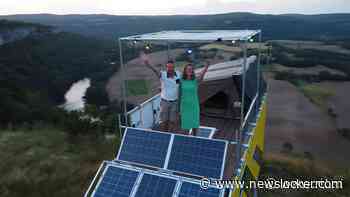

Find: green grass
[300,84,334,109]
[0,126,120,197]
[127,79,150,96]
[278,77,334,110]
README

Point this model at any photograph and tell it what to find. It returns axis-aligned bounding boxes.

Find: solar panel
[134,173,178,197]
[178,182,223,197]
[117,128,171,168]
[197,127,216,138]
[92,165,139,197]
[167,136,227,179]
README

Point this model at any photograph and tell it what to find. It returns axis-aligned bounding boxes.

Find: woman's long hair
[182,64,195,80]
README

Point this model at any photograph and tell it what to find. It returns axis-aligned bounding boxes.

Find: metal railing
[125,94,161,129]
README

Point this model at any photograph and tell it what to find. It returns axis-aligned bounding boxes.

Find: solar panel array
[117,128,227,179]
[91,163,223,197]
[87,127,228,197]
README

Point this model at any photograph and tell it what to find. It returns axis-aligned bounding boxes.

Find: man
[141,52,181,132]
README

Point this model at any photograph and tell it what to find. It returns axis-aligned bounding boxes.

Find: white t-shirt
[160,71,181,101]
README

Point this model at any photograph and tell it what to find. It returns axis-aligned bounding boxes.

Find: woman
[180,63,209,136]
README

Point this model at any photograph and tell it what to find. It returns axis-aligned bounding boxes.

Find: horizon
[1,11,350,17]
[1,0,350,16]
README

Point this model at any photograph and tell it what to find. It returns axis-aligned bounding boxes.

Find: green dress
[180,79,200,130]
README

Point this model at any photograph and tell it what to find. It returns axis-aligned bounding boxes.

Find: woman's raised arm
[198,62,210,83]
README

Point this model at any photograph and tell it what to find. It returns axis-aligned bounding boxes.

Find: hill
[1,13,350,40]
[0,19,51,45]
[0,20,116,125]
[0,126,118,197]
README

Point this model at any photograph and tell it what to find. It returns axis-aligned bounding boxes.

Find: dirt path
[265,76,350,167]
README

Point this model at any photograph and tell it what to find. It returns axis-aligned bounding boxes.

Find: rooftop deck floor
[201,113,240,179]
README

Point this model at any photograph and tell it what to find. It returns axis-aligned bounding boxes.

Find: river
[62,78,91,111]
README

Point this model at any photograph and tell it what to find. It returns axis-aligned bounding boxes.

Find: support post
[236,39,248,176]
[117,114,122,138]
[241,40,247,128]
[118,39,128,126]
[257,31,262,114]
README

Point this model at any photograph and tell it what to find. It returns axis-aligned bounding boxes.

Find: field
[200,43,269,52]
[0,127,119,197]
[266,40,350,163]
[272,40,350,55]
[264,75,350,167]
[262,40,350,196]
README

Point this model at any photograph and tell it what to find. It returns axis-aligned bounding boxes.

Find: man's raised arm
[140,52,161,78]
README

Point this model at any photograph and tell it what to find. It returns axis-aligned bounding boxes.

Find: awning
[120,30,260,42]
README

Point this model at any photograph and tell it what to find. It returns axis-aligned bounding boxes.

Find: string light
[186,49,193,54]
[145,42,151,50]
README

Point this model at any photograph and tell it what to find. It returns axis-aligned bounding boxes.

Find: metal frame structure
[119,30,260,42]
[118,30,261,124]
[117,30,263,197]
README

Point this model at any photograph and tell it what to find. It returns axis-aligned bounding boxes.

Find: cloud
[170,0,350,15]
[0,0,349,15]
[0,0,103,14]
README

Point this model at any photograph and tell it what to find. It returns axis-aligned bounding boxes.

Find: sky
[1,0,350,15]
